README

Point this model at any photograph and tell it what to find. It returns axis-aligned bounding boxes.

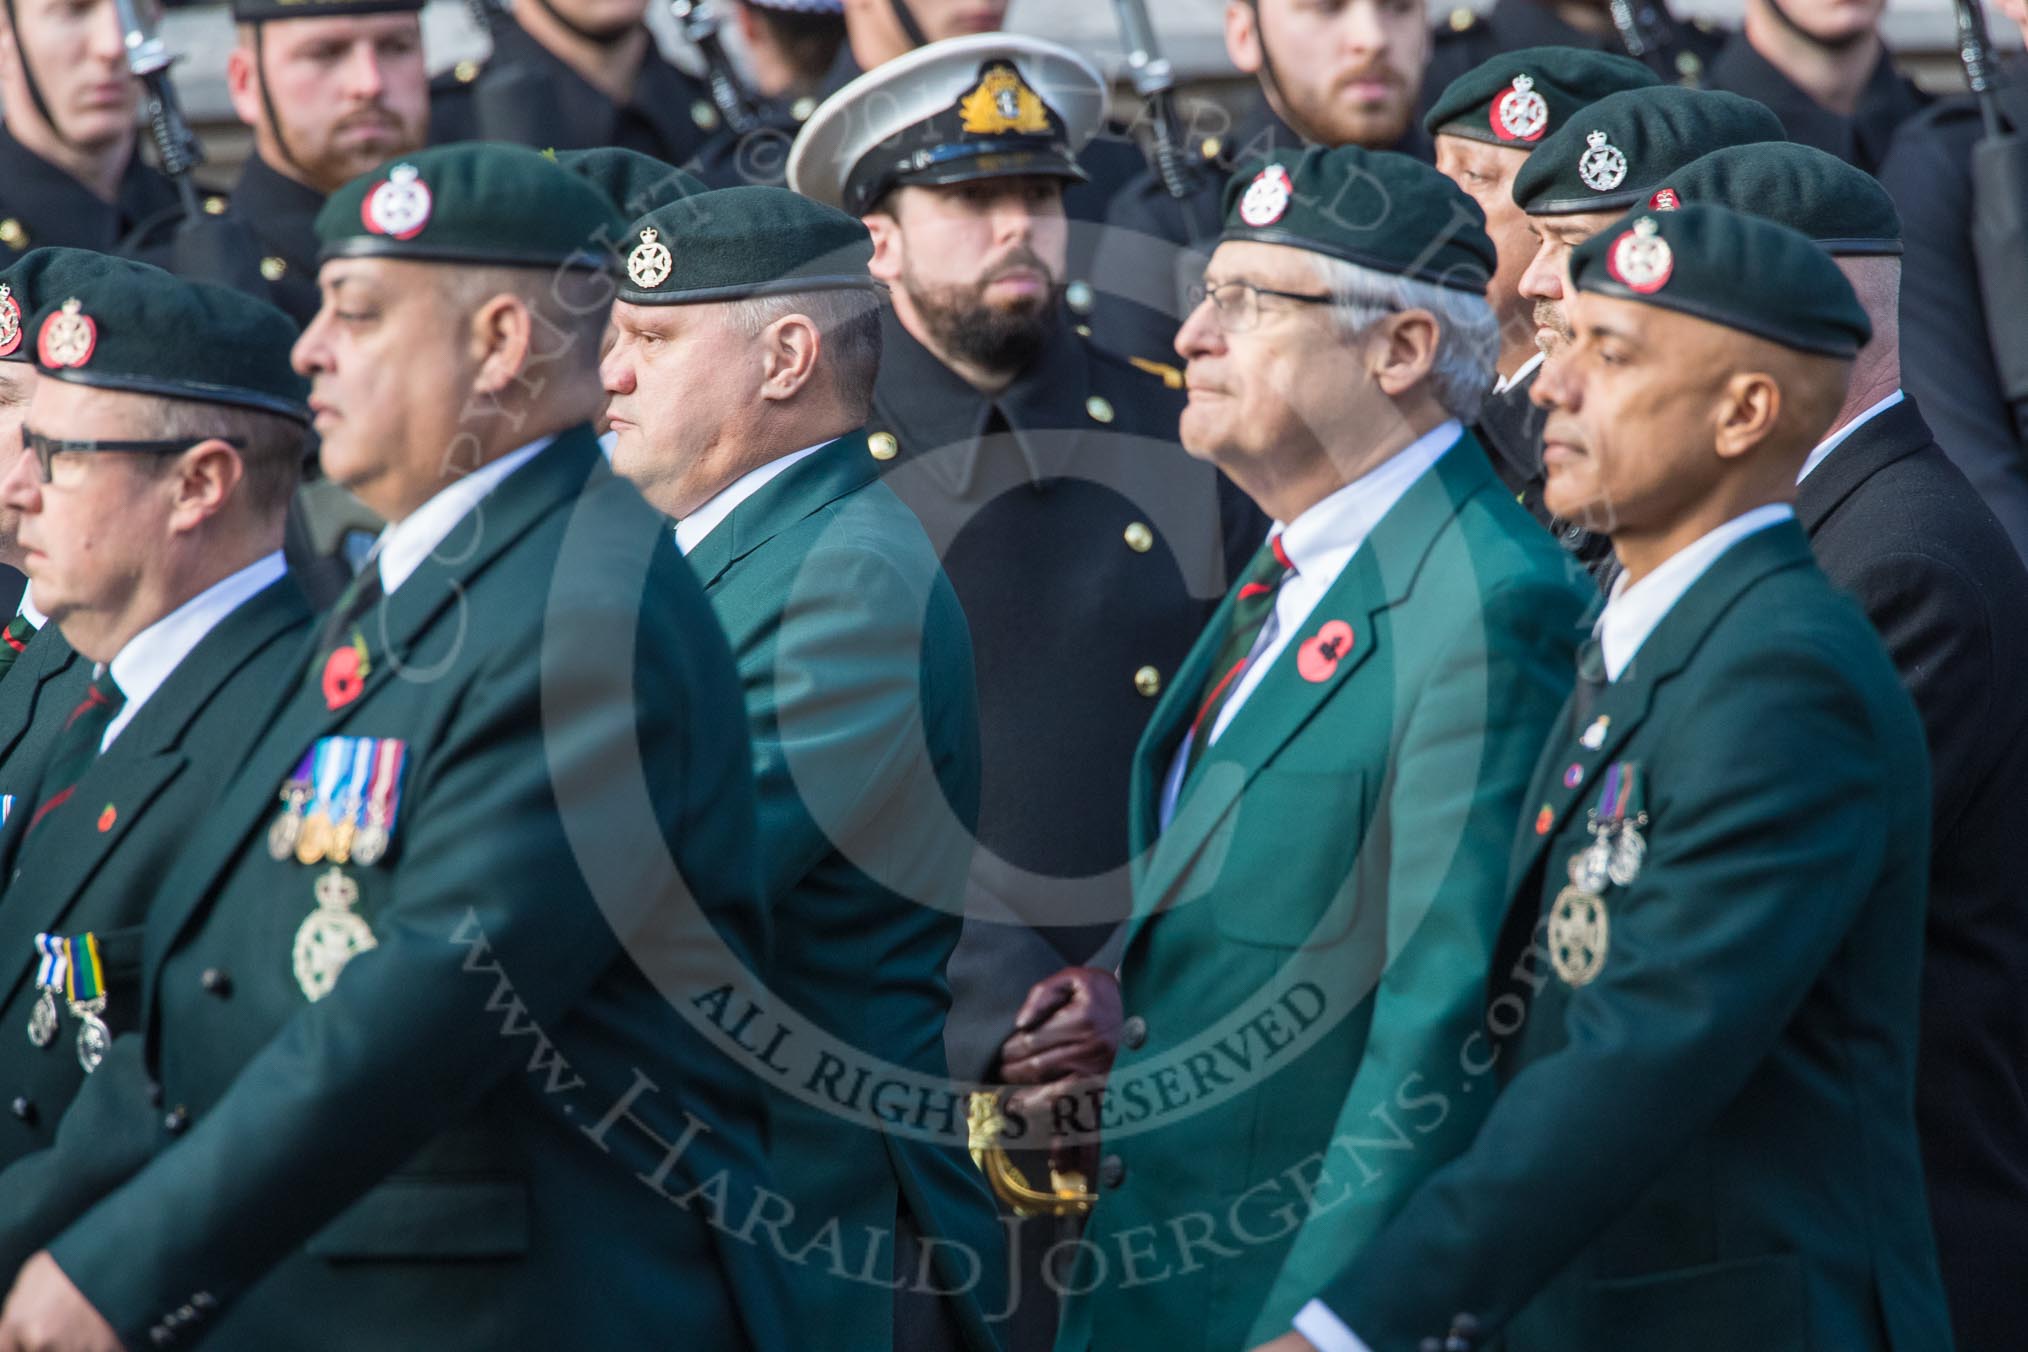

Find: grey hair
[722,287,886,423]
[1308,255,1500,424]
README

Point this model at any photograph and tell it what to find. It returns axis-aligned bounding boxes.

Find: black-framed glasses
[1185,279,1336,333]
[22,429,244,484]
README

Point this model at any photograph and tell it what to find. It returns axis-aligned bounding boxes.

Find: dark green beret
[554,148,706,220]
[231,0,421,22]
[1423,46,1660,148]
[25,255,310,420]
[0,247,111,365]
[1570,203,1870,358]
[1512,87,1786,215]
[618,186,879,305]
[1221,145,1495,295]
[317,143,624,270]
[1654,142,1900,255]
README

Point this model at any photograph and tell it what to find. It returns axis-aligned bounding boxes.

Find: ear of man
[759,312,823,403]
[1369,309,1442,399]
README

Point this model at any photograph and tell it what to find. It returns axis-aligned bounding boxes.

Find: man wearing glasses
[0,253,313,1209]
[1054,145,1587,1352]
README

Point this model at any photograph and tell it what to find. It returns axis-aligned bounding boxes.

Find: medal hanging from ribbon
[295,739,351,866]
[329,737,375,866]
[1553,762,1647,989]
[267,748,316,861]
[63,933,110,1073]
[27,933,65,1049]
[352,738,405,866]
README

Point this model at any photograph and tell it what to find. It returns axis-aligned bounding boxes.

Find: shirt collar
[104,551,287,749]
[1597,502,1795,680]
[1274,419,1460,579]
[674,439,834,555]
[17,586,46,630]
[1798,388,1904,483]
[1493,351,1544,397]
[375,437,552,595]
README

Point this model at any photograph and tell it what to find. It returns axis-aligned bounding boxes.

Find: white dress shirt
[375,436,551,596]
[1492,350,1544,398]
[16,586,44,630]
[1292,497,1796,1352]
[674,440,833,555]
[1797,388,1903,483]
[1158,420,1461,828]
[102,551,287,750]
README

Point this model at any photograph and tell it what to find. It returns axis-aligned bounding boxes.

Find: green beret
[554,148,706,220]
[1512,87,1786,215]
[1570,203,1870,358]
[1654,142,1900,255]
[618,186,879,305]
[1221,146,1496,295]
[317,143,624,270]
[25,255,310,420]
[231,0,421,20]
[0,247,111,365]
[1423,46,1660,148]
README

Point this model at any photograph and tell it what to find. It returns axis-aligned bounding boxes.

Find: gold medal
[293,868,377,1001]
[295,811,332,866]
[1548,885,1609,987]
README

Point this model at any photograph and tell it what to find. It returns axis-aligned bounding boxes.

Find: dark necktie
[0,615,35,684]
[313,560,385,662]
[1184,535,1296,777]
[26,669,126,835]
[1571,636,1607,736]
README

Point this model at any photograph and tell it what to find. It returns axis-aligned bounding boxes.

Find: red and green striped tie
[26,669,125,836]
[0,615,34,683]
[1184,534,1295,777]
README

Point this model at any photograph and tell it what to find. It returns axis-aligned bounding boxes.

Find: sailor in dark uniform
[1095,0,1436,365]
[428,0,727,167]
[1703,0,1927,173]
[1424,0,1725,107]
[790,34,1264,1342]
[221,0,432,327]
[687,0,844,188]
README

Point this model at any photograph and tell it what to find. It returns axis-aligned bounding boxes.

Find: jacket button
[9,1096,33,1124]
[164,1106,190,1135]
[1133,666,1162,697]
[146,1080,163,1107]
[868,432,899,462]
[149,1327,172,1347]
[1065,280,1095,315]
[1098,1155,1125,1189]
[1123,521,1153,553]
[1120,1015,1148,1051]
[1085,396,1115,425]
[200,968,232,997]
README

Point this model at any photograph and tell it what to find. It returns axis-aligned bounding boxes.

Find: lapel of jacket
[1506,520,1818,889]
[141,431,602,986]
[0,627,80,770]
[0,577,312,1010]
[1794,396,1930,535]
[685,433,881,592]
[1126,434,1496,942]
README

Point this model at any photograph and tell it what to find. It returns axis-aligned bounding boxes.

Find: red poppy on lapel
[322,634,370,710]
[97,804,116,833]
[1296,619,1355,683]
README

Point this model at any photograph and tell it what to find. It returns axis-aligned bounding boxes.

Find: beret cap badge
[958,63,1051,136]
[1648,186,1681,210]
[37,299,96,370]
[0,286,19,358]
[361,163,433,240]
[1579,130,1628,193]
[1494,73,1549,142]
[627,227,674,289]
[1606,216,1673,294]
[1238,163,1295,228]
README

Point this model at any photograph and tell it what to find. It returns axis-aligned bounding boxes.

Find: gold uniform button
[692,99,721,131]
[1075,323,1093,338]
[868,431,899,461]
[0,219,25,250]
[1086,396,1114,424]
[1123,521,1153,553]
[791,96,817,122]
[1133,665,1162,697]
[1449,6,1476,30]
[203,195,227,216]
[1200,135,1222,162]
[1675,51,1703,78]
[1065,280,1095,315]
[454,59,479,83]
[259,256,287,282]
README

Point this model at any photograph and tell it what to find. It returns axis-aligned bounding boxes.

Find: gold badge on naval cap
[958,62,1052,136]
[627,227,673,289]
[1239,163,1295,228]
[0,285,19,358]
[1494,73,1549,143]
[362,162,433,240]
[1578,129,1628,193]
[1606,216,1674,294]
[37,299,96,369]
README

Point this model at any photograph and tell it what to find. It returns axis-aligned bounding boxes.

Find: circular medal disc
[26,995,57,1048]
[295,814,332,867]
[268,812,301,862]
[75,1015,110,1074]
[351,824,388,867]
[1548,885,1610,986]
[1607,827,1646,887]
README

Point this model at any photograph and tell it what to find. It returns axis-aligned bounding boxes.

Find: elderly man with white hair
[1050,145,1591,1352]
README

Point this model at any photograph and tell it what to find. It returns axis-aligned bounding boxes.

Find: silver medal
[73,1006,109,1074]
[26,990,57,1048]
[1608,821,1647,887]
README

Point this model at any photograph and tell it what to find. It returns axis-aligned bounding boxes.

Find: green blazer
[688,432,1007,1351]
[15,431,790,1352]
[0,573,310,1172]
[1313,522,1955,1352]
[1057,434,1590,1352]
[0,623,88,816]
